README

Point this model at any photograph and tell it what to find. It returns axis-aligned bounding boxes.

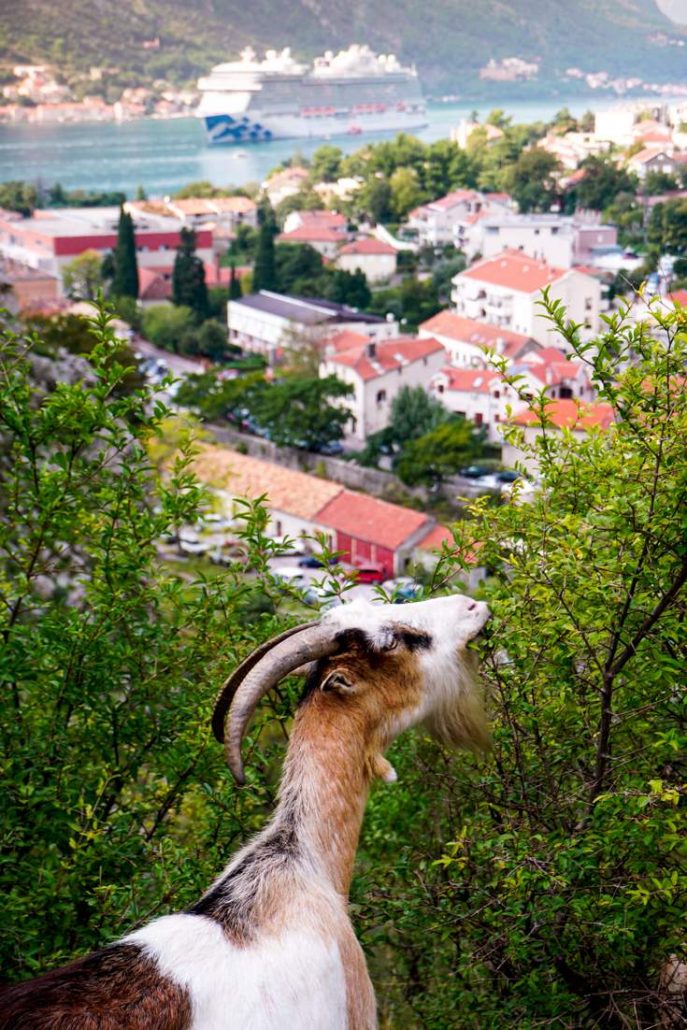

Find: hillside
[0,0,685,95]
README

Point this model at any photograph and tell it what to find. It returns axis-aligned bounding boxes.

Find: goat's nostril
[467,601,477,611]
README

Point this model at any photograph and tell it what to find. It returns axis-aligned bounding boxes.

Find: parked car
[313,440,344,456]
[459,464,494,479]
[350,562,386,584]
[178,532,207,557]
[298,554,338,569]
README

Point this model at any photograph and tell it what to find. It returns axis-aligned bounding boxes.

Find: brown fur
[0,943,192,1030]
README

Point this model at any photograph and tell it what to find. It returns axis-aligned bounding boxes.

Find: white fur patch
[125,914,348,1029]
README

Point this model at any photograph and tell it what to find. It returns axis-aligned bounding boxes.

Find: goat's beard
[423,649,491,753]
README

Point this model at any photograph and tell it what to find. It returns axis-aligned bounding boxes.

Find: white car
[178,532,207,557]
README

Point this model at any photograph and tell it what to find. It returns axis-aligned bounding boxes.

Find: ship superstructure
[196,45,427,145]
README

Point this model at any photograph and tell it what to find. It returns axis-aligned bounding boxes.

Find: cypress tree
[111,206,139,298]
[172,227,209,322]
[228,261,242,300]
[252,201,278,293]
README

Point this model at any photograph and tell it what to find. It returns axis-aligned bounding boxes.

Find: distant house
[627,148,682,180]
[335,237,397,283]
[502,398,615,474]
[0,257,59,313]
[418,311,538,367]
[262,166,311,206]
[188,444,434,575]
[474,212,617,269]
[451,249,602,347]
[160,196,258,231]
[278,210,350,258]
[407,189,488,247]
[429,367,509,441]
[190,445,344,543]
[315,490,432,577]
[320,333,446,443]
[227,290,398,364]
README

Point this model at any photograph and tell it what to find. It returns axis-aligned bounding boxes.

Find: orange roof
[416,524,482,564]
[327,335,445,382]
[436,367,499,394]
[338,237,396,256]
[429,189,482,210]
[190,445,344,520]
[513,399,615,430]
[295,210,347,228]
[628,147,671,165]
[317,490,429,549]
[278,226,344,243]
[324,329,371,353]
[210,196,257,213]
[419,311,531,356]
[460,249,567,293]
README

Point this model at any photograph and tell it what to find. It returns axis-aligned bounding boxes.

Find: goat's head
[213,595,490,784]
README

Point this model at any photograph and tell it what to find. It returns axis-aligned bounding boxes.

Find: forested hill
[1,0,685,95]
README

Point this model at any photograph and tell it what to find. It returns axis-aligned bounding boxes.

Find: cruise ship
[197,45,427,145]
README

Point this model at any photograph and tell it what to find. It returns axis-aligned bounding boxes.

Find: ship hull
[202,109,428,145]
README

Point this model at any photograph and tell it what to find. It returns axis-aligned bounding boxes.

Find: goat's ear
[319,669,356,695]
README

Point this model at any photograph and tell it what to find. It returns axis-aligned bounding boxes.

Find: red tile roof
[278,225,344,244]
[324,329,371,353]
[460,249,567,293]
[338,236,396,255]
[416,524,482,564]
[419,311,532,359]
[628,147,672,165]
[665,288,687,306]
[317,490,429,549]
[296,210,347,228]
[326,335,445,381]
[513,399,615,430]
[138,266,172,301]
[429,189,482,210]
[436,367,499,394]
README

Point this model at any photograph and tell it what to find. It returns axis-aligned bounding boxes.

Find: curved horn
[214,622,340,785]
[212,622,316,744]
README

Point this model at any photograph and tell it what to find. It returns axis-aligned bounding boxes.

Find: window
[437,384,445,394]
[560,386,573,399]
[585,298,593,312]
[474,412,484,426]
[551,226,559,235]
[376,389,387,404]
[494,413,501,422]
[493,390,500,398]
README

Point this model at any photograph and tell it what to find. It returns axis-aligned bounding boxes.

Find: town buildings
[227,291,398,364]
[418,311,537,368]
[0,206,214,291]
[501,398,616,474]
[472,212,617,268]
[450,250,602,347]
[407,189,511,247]
[189,444,433,576]
[335,237,398,283]
[320,332,446,443]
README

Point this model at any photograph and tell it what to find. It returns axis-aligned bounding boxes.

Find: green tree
[389,167,425,220]
[643,169,679,196]
[111,205,139,299]
[389,385,448,445]
[504,148,562,213]
[196,319,229,362]
[274,243,325,294]
[360,177,393,224]
[228,262,242,301]
[61,249,104,300]
[648,198,687,255]
[172,227,209,322]
[251,375,353,448]
[396,418,481,486]
[0,180,37,216]
[326,268,371,309]
[142,304,194,353]
[571,156,638,212]
[252,202,279,293]
[309,144,344,183]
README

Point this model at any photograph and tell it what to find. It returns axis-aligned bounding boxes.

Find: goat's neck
[275,693,373,897]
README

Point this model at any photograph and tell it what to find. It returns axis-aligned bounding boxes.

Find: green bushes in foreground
[1,299,685,1027]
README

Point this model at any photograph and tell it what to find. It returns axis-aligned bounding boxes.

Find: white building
[335,237,397,283]
[407,189,490,246]
[227,291,398,364]
[451,249,602,348]
[501,399,615,475]
[320,332,446,443]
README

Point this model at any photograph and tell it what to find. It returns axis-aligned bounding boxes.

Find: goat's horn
[213,622,339,785]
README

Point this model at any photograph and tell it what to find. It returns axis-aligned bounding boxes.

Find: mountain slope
[0,0,684,94]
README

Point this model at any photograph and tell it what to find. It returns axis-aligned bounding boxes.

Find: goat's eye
[378,629,398,651]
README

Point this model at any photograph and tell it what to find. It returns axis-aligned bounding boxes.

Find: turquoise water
[0,98,613,197]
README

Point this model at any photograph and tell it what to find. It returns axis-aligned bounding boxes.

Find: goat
[1,594,490,1030]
